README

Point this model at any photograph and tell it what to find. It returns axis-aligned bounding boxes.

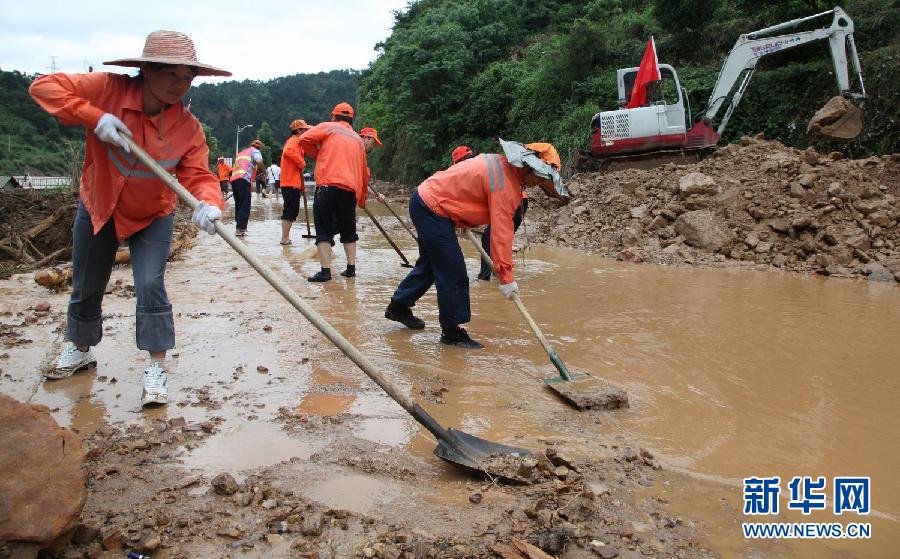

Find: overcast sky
[1,0,411,82]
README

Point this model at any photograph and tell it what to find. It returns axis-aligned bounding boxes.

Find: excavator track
[573,147,717,173]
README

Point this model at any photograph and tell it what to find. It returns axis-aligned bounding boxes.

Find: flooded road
[2,193,897,557]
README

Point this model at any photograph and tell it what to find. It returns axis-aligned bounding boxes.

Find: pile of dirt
[529,137,900,282]
[0,189,78,278]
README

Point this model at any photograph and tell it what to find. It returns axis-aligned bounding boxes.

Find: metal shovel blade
[433,428,533,483]
[544,370,630,411]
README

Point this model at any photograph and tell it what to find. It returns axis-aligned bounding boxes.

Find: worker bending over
[385,139,568,349]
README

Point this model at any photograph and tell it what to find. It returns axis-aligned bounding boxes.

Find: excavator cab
[586,64,690,159]
[617,65,690,134]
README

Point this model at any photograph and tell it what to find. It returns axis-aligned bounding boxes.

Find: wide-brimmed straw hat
[104,30,232,77]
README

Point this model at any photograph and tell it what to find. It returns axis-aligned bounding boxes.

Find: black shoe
[308,269,332,282]
[440,327,484,349]
[384,301,425,329]
[476,268,492,281]
[340,265,356,278]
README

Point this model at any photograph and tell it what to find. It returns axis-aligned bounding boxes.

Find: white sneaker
[46,343,97,379]
[141,363,168,407]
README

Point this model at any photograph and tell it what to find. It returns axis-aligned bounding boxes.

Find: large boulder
[0,394,86,545]
[674,210,734,252]
[678,172,718,196]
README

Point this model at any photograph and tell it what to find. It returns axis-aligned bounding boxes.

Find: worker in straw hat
[279,119,313,245]
[384,139,568,349]
[298,102,370,282]
[29,30,231,407]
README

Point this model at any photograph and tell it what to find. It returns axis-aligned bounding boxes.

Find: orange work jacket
[29,72,224,241]
[297,121,370,208]
[216,161,232,181]
[279,134,306,190]
[418,154,526,284]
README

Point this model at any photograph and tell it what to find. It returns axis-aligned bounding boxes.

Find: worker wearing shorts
[297,102,369,282]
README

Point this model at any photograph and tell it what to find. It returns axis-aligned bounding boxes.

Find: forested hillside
[188,70,359,163]
[1,69,358,175]
[5,1,898,182]
[0,70,83,175]
[358,0,900,184]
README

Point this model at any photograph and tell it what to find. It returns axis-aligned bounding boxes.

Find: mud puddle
[1,192,896,557]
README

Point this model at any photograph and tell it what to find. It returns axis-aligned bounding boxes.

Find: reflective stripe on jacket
[297,121,370,207]
[418,154,525,284]
[279,135,305,190]
[28,72,224,241]
[230,147,261,182]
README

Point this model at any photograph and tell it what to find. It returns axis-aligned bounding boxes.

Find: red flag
[625,36,662,109]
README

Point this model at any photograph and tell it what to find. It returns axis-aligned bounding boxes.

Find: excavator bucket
[807,96,864,140]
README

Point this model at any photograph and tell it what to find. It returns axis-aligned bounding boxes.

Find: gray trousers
[67,201,175,352]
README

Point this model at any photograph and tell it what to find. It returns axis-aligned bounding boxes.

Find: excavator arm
[705,6,866,135]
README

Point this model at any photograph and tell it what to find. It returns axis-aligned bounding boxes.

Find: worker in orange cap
[385,139,568,349]
[29,30,229,407]
[298,102,370,282]
[230,139,266,237]
[359,127,386,203]
[215,156,232,196]
[451,145,474,165]
[359,127,382,154]
[279,119,313,245]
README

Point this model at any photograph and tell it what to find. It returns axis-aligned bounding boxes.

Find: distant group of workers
[28,30,568,408]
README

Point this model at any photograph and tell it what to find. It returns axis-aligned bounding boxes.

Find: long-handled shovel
[464,230,628,411]
[127,137,530,479]
[362,206,414,268]
[369,183,417,241]
[301,188,315,239]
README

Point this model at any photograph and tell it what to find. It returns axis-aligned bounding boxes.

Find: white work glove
[192,203,222,235]
[499,281,519,299]
[94,113,132,153]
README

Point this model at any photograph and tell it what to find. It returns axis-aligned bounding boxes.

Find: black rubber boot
[307,268,332,282]
[440,326,484,349]
[340,264,356,278]
[476,264,492,281]
[384,300,425,329]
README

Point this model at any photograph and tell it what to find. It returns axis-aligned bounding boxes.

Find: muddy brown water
[1,193,897,557]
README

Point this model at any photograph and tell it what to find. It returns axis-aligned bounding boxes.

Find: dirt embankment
[528,137,900,283]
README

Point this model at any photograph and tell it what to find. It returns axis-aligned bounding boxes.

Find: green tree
[255,122,277,166]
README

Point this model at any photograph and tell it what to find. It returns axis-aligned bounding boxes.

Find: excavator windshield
[621,67,680,107]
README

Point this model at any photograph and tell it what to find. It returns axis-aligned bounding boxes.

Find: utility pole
[49,56,58,74]
[235,124,253,160]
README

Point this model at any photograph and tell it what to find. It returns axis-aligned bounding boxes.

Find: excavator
[575,6,866,172]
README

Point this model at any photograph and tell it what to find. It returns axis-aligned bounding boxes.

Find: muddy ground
[0,199,714,559]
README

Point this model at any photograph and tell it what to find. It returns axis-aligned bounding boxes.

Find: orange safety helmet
[250,139,264,149]
[331,102,355,118]
[290,119,312,131]
[524,142,561,170]
[359,127,382,146]
[451,145,473,165]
